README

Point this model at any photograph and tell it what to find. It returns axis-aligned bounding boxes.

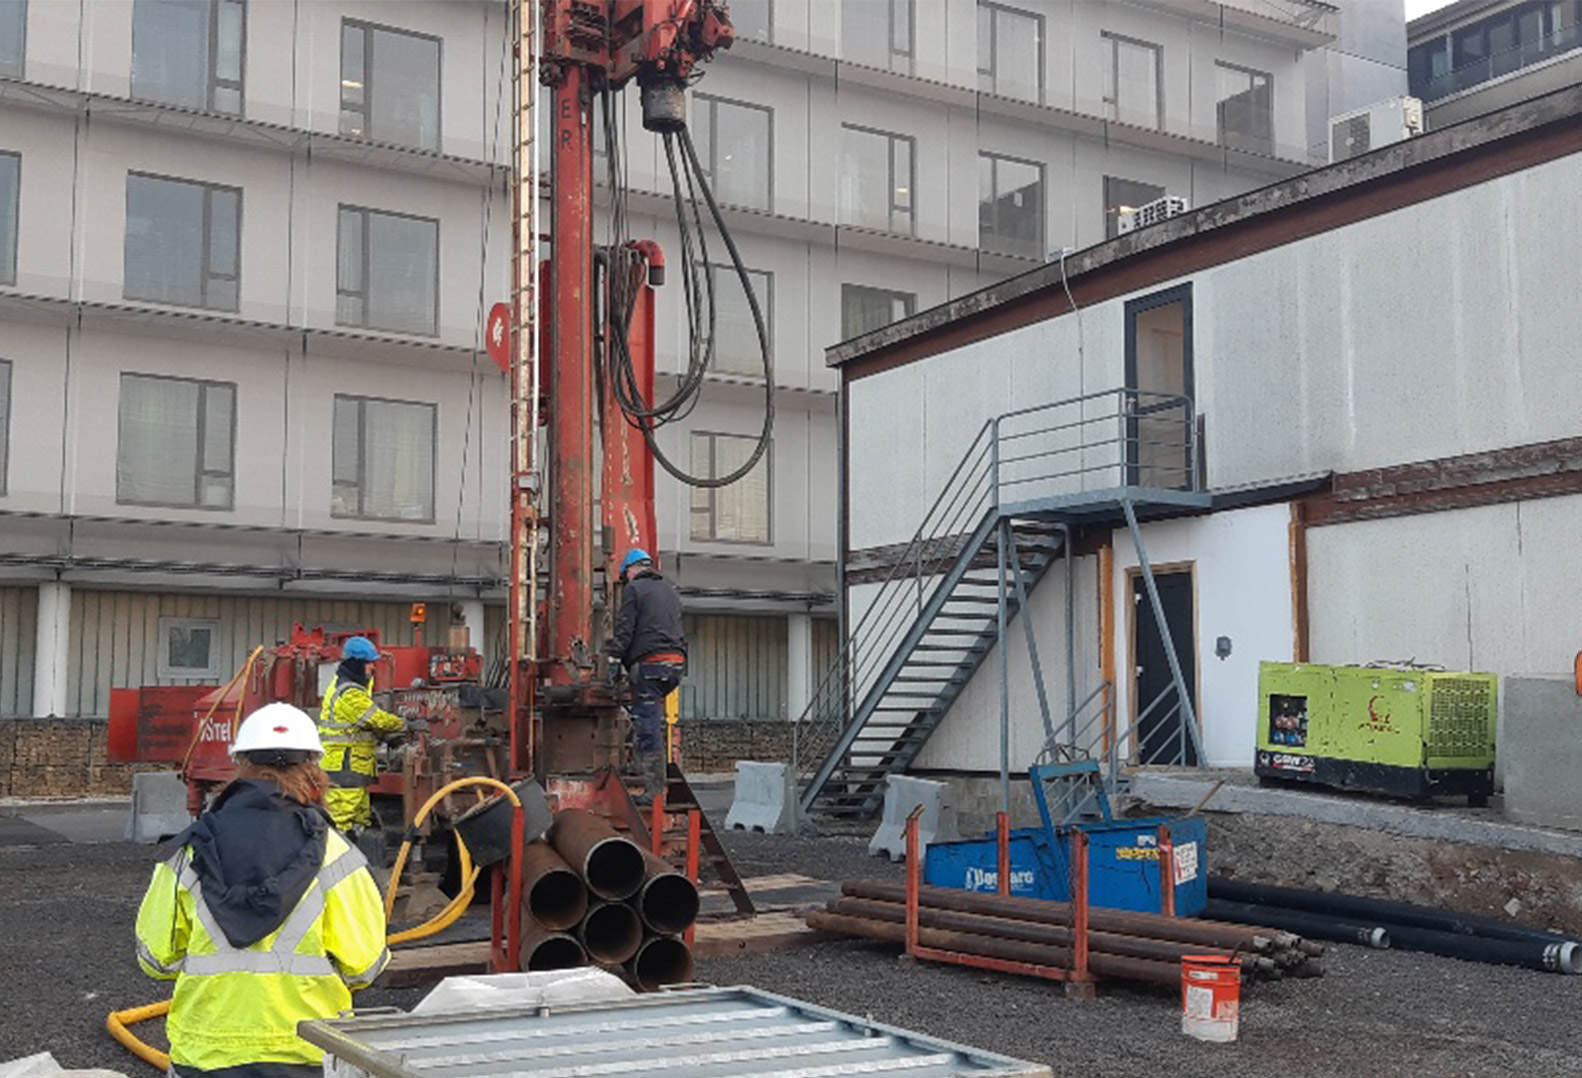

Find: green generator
[1255,661,1496,804]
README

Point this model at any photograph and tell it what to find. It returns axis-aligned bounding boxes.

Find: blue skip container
[922,816,1208,917]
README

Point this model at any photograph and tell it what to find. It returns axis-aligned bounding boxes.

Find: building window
[978,2,1043,101]
[117,373,236,509]
[0,151,16,286]
[0,360,9,496]
[1104,175,1165,239]
[1,0,25,79]
[1407,37,1453,100]
[340,19,442,151]
[332,395,437,522]
[842,284,915,340]
[124,173,241,311]
[1102,32,1162,129]
[131,0,245,114]
[1124,284,1193,490]
[703,264,773,375]
[978,152,1043,259]
[157,617,222,679]
[730,0,772,43]
[336,205,439,337]
[1216,63,1272,155]
[691,94,772,212]
[840,125,914,234]
[843,0,912,73]
[1413,1,1582,100]
[690,432,771,544]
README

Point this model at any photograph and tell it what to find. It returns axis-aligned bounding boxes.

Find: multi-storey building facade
[1409,0,1582,127]
[0,0,1371,738]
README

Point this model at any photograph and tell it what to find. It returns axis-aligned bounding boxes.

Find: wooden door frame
[1122,560,1202,764]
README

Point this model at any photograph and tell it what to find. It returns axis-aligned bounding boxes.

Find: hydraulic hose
[109,776,525,1070]
[179,646,264,775]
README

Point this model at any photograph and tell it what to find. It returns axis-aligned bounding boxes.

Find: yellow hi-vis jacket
[318,674,405,787]
[134,828,390,1069]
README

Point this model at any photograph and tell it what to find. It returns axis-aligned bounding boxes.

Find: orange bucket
[1181,954,1240,1042]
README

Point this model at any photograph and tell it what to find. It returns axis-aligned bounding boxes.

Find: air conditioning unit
[1329,96,1424,163]
[1116,195,1189,235]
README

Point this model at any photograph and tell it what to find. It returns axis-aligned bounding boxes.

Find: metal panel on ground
[0,587,37,716]
[299,985,1050,1077]
[681,613,788,721]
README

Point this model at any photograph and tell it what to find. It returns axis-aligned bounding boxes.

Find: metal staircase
[792,387,1210,820]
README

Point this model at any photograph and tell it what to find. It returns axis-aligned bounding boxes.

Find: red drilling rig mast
[509,0,763,781]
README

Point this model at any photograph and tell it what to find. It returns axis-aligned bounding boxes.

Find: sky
[1403,0,1457,19]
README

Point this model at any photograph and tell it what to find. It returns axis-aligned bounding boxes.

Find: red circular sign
[485,302,512,374]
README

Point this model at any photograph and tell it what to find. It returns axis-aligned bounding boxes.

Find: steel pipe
[1209,877,1579,949]
[520,840,589,931]
[807,911,1181,988]
[1383,923,1578,974]
[843,881,1285,953]
[636,850,700,936]
[519,919,588,971]
[829,898,1278,977]
[549,809,646,900]
[1203,899,1390,950]
[625,934,695,992]
[579,901,644,964]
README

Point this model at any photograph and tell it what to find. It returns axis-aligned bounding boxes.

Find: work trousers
[630,661,682,755]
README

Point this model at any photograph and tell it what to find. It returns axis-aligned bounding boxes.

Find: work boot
[631,750,663,806]
[645,751,668,806]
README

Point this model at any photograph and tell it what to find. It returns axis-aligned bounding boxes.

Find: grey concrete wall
[1501,677,1582,833]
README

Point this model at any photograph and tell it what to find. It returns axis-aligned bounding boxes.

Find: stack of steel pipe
[534,809,700,989]
[1206,877,1582,975]
[809,881,1325,985]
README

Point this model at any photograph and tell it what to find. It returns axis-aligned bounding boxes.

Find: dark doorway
[1132,569,1197,766]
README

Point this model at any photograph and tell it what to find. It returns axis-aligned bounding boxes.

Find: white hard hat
[230,702,324,759]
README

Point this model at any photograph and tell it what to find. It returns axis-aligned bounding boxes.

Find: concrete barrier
[868,775,962,862]
[1502,677,1582,832]
[125,770,191,843]
[724,761,802,835]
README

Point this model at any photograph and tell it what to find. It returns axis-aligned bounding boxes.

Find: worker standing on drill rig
[607,549,687,803]
[134,703,389,1076]
[318,636,406,837]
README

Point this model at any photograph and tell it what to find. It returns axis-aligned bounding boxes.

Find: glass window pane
[202,383,233,474]
[977,5,993,85]
[168,624,212,669]
[1105,175,1166,238]
[332,396,360,485]
[1114,37,1160,128]
[842,0,889,67]
[892,137,912,215]
[118,374,201,504]
[689,435,712,539]
[842,284,915,339]
[840,127,890,230]
[890,0,911,57]
[337,207,363,295]
[369,26,441,150]
[731,0,772,43]
[132,0,211,109]
[0,0,25,78]
[366,212,438,335]
[215,0,243,83]
[208,188,239,278]
[980,155,1042,257]
[125,174,207,307]
[362,399,435,520]
[0,360,10,494]
[992,7,1041,100]
[712,434,769,543]
[709,99,770,211]
[709,265,771,375]
[0,153,16,285]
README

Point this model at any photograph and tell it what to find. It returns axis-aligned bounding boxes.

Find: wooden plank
[380,941,491,988]
[691,912,822,959]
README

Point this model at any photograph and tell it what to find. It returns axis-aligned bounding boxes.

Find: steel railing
[792,387,1198,799]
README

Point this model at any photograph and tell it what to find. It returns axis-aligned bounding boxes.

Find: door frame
[1122,560,1202,764]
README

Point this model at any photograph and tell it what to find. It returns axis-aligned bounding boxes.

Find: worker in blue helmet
[317,636,406,836]
[605,549,687,803]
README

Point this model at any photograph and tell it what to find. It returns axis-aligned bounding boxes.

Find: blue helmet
[342,636,379,661]
[620,548,653,577]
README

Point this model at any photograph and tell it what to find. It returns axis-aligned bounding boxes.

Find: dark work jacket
[176,779,329,948]
[610,569,687,670]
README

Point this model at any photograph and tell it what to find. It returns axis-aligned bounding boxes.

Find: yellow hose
[109,776,524,1070]
[180,646,264,776]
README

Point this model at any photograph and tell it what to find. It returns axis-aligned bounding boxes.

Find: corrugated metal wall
[682,613,788,721]
[812,617,838,685]
[0,587,37,716]
[67,591,427,717]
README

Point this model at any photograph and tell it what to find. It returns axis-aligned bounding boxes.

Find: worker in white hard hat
[317,635,407,836]
[134,702,390,1077]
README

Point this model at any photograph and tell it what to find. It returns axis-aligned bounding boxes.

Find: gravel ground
[6,831,1582,1076]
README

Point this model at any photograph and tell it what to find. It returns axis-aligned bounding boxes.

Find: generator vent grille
[1427,677,1493,757]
